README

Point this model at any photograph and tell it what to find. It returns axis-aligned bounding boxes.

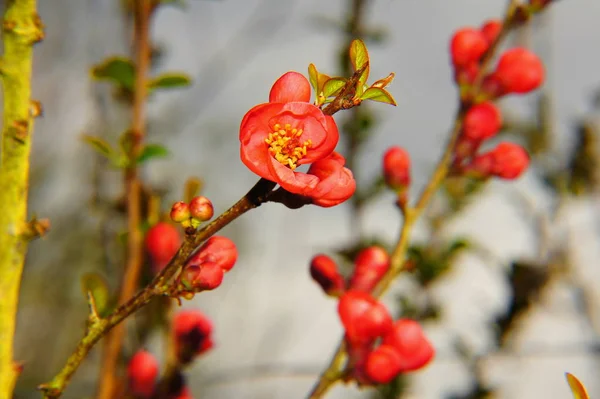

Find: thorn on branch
[20,217,50,240]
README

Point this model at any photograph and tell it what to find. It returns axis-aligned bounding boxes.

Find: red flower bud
[349,246,390,293]
[173,310,213,365]
[310,254,345,296]
[307,152,356,208]
[127,350,159,398]
[383,146,411,191]
[180,263,224,291]
[470,142,529,179]
[338,290,393,345]
[189,196,214,222]
[480,19,502,44]
[188,236,237,272]
[450,28,488,68]
[492,48,544,94]
[145,222,182,273]
[170,201,191,223]
[365,344,403,384]
[382,319,435,372]
[463,102,502,141]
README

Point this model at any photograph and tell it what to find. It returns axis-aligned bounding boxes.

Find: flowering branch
[0,0,43,397]
[38,64,365,398]
[307,1,532,397]
[95,1,152,397]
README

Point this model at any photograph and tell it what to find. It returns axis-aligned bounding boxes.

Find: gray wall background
[9,0,600,398]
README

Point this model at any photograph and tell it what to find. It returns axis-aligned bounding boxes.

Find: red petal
[269,71,311,103]
[268,157,319,195]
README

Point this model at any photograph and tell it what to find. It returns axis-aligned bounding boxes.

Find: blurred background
[9,0,600,398]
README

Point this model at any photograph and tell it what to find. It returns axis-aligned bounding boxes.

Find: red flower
[381,319,435,372]
[188,236,238,272]
[463,101,502,141]
[338,290,393,345]
[145,222,181,273]
[469,142,529,179]
[310,254,346,296]
[383,146,411,191]
[173,310,214,364]
[490,48,544,94]
[306,152,356,207]
[450,28,488,68]
[349,246,390,293]
[240,71,339,195]
[127,350,159,398]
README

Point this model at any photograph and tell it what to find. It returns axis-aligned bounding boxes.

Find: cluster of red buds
[175,236,238,297]
[339,291,434,384]
[310,248,434,384]
[170,196,214,229]
[450,16,545,180]
[127,310,213,398]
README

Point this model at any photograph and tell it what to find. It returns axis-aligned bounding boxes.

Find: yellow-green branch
[0,0,43,396]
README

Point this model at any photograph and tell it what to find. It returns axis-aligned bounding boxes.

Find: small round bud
[383,146,411,191]
[145,222,181,273]
[349,246,390,293]
[180,263,224,292]
[463,102,502,141]
[338,290,393,345]
[492,48,544,94]
[382,319,435,372]
[310,254,345,296]
[365,345,403,384]
[188,236,237,272]
[480,19,502,44]
[170,201,191,223]
[189,196,214,222]
[450,28,488,68]
[127,350,159,398]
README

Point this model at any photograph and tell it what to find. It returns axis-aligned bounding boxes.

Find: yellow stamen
[264,123,312,170]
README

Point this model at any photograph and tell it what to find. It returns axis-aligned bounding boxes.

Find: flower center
[265,123,312,170]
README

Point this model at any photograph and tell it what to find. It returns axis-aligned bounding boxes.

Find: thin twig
[307,1,524,397]
[39,69,361,398]
[95,1,152,397]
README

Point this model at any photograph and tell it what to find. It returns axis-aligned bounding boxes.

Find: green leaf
[81,272,111,317]
[349,39,370,95]
[349,39,369,73]
[148,72,192,91]
[90,57,135,91]
[308,63,319,94]
[82,135,114,159]
[360,87,397,106]
[136,144,169,164]
[322,77,346,98]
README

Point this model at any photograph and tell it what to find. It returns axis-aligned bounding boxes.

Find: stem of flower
[38,58,367,398]
[306,1,525,397]
[0,0,42,396]
[95,1,152,397]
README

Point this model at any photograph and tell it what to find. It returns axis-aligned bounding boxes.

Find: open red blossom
[173,310,214,365]
[306,152,356,207]
[240,71,339,196]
